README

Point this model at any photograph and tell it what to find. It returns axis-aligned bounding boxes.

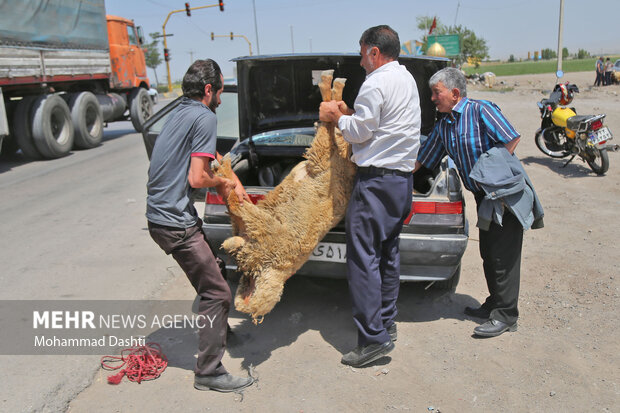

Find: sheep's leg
[330,78,352,159]
[331,78,346,101]
[318,70,334,101]
[305,70,336,174]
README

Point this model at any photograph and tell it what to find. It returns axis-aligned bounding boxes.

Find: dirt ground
[68,71,619,413]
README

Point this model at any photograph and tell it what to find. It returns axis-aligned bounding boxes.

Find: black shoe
[464,305,491,319]
[387,324,397,342]
[341,340,394,368]
[194,373,254,392]
[473,319,517,337]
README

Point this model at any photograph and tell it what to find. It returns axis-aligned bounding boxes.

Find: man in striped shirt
[414,67,523,337]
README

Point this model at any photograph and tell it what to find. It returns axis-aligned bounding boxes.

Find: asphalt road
[0,101,177,412]
[2,78,619,412]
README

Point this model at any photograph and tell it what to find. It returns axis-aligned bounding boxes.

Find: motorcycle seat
[566,115,591,131]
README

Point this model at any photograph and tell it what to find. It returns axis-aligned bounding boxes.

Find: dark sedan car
[142,54,468,290]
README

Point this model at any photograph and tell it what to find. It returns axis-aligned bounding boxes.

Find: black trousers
[148,219,230,376]
[595,71,603,86]
[475,197,524,325]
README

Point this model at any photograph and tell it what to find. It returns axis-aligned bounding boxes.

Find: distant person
[319,25,420,366]
[595,56,604,86]
[604,58,613,86]
[413,68,544,338]
[146,59,254,392]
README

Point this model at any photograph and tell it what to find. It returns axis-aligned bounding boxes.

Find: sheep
[214,70,356,323]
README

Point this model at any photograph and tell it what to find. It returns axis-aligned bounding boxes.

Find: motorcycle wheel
[585,148,609,175]
[535,128,571,158]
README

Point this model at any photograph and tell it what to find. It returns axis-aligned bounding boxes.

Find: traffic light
[210,32,214,41]
[164,48,170,61]
[185,3,191,16]
[219,1,224,11]
[230,32,233,40]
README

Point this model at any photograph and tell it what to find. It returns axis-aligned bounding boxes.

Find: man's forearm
[504,137,520,154]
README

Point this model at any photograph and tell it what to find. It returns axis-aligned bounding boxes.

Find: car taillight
[205,192,225,205]
[590,119,603,131]
[403,200,463,224]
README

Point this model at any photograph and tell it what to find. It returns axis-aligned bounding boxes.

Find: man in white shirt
[319,25,421,368]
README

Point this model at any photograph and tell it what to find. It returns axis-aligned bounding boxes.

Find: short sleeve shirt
[417,97,520,192]
[146,97,217,228]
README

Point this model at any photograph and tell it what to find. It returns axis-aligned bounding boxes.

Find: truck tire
[31,94,74,158]
[13,96,42,160]
[69,92,103,149]
[129,87,152,133]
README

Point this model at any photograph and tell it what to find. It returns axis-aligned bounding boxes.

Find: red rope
[101,342,168,384]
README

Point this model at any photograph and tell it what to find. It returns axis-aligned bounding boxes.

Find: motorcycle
[535,83,618,175]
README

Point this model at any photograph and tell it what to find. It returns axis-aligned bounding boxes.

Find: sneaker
[341,340,394,368]
[387,324,397,342]
[194,373,254,392]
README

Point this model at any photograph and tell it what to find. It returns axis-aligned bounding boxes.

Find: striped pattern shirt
[417,97,520,192]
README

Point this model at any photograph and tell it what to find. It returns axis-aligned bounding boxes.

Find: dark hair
[359,25,400,60]
[182,59,222,99]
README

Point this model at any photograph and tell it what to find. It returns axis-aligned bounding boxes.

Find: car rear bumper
[203,224,468,282]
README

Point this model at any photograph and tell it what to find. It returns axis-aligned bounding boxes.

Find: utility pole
[290,25,294,53]
[556,0,565,79]
[252,0,261,55]
[454,0,460,26]
[162,2,225,92]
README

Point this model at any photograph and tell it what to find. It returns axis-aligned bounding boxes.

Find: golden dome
[427,42,446,57]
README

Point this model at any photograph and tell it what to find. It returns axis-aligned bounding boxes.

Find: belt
[358,165,412,177]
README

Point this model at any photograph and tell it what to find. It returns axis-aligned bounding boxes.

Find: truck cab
[107,15,149,90]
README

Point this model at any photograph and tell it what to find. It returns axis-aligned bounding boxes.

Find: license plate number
[589,127,613,145]
[309,242,346,263]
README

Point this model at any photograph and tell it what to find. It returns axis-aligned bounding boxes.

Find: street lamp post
[162,2,225,92]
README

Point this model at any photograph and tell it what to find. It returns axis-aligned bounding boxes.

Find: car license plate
[588,127,613,145]
[309,242,346,263]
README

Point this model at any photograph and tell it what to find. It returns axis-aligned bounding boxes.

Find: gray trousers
[148,220,230,376]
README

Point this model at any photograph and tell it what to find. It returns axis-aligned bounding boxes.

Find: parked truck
[0,0,153,159]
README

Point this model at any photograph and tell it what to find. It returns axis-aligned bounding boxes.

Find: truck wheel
[129,88,152,133]
[13,96,42,159]
[69,92,103,149]
[31,94,75,158]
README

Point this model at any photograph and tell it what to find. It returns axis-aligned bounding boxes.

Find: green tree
[562,47,569,59]
[541,48,557,60]
[508,54,515,63]
[416,16,445,53]
[439,25,489,65]
[144,32,163,86]
[577,49,590,59]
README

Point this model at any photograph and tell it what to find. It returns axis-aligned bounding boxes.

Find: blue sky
[105,0,619,83]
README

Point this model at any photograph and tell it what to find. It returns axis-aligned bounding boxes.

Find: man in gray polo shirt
[146,59,253,392]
